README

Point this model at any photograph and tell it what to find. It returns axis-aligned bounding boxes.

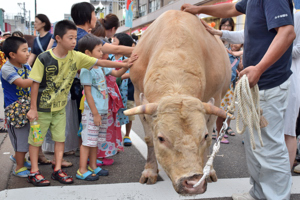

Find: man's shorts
[127,100,135,121]
[7,122,30,152]
[28,108,66,146]
[81,107,108,148]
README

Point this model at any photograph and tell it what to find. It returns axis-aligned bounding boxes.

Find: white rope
[193,116,230,188]
[193,75,264,188]
[228,74,263,149]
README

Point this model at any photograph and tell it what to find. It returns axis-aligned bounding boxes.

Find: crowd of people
[0,1,138,186]
[0,0,300,199]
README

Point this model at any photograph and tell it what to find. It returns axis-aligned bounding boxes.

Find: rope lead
[193,75,265,188]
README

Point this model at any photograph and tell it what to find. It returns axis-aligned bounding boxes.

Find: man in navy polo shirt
[181,0,295,199]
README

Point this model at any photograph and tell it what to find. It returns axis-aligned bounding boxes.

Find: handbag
[4,67,31,128]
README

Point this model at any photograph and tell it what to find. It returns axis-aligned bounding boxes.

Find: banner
[125,0,133,28]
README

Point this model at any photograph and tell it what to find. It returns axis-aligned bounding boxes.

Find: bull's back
[130,10,231,104]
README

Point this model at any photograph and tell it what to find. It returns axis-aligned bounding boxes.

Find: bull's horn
[124,103,158,116]
[202,102,230,119]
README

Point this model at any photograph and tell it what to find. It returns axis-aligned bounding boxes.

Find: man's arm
[84,85,102,126]
[239,25,296,88]
[181,3,242,18]
[27,81,40,121]
[221,30,245,44]
[102,43,134,57]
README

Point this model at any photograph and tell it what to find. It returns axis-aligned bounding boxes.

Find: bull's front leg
[139,115,159,184]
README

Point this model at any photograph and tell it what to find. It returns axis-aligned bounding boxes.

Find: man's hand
[181,4,200,14]
[227,49,243,57]
[93,113,102,126]
[200,19,223,36]
[239,65,262,88]
[125,53,138,68]
[27,109,39,122]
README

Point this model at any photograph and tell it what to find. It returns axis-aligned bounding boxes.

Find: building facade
[117,0,244,36]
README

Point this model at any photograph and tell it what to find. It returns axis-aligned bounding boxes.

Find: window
[149,0,160,13]
[119,2,125,10]
[120,19,125,26]
[139,4,147,17]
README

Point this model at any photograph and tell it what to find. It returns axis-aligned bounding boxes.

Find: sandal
[226,127,236,136]
[123,136,132,146]
[10,155,31,169]
[51,159,73,169]
[51,169,74,184]
[27,171,50,186]
[76,170,99,181]
[220,138,229,144]
[88,166,109,176]
[0,126,7,133]
[64,150,75,156]
[13,167,30,178]
[88,158,114,166]
[87,159,104,167]
[28,155,52,165]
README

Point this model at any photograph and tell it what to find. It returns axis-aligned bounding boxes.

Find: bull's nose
[177,174,207,195]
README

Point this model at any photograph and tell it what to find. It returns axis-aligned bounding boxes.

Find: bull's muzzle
[176,174,207,195]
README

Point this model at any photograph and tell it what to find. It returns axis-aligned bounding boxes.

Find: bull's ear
[208,98,215,105]
[139,93,149,105]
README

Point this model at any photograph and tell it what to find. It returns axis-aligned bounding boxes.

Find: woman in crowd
[214,18,239,144]
[28,14,52,66]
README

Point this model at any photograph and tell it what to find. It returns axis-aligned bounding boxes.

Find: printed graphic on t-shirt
[30,50,97,112]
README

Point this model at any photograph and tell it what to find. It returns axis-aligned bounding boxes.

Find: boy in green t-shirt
[26,20,136,186]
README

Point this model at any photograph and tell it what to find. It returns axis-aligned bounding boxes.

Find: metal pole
[23,2,26,34]
[29,10,31,35]
[35,0,37,16]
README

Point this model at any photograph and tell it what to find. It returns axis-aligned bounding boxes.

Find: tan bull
[125,10,231,195]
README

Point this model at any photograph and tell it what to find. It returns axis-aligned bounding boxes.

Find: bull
[125,10,231,195]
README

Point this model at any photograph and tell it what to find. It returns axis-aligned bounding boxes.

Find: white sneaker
[232,192,256,200]
[294,164,300,173]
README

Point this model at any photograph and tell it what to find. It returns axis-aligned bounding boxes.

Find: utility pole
[18,2,27,34]
[29,10,31,35]
[35,0,37,16]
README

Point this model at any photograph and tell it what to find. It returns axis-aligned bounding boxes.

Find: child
[111,33,135,147]
[215,43,243,143]
[26,20,136,186]
[76,34,131,180]
[1,37,32,177]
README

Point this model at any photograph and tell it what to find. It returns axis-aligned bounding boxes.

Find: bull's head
[125,94,229,195]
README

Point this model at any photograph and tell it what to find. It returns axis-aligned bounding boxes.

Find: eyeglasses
[221,24,232,28]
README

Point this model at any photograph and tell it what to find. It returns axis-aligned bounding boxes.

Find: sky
[1,0,102,23]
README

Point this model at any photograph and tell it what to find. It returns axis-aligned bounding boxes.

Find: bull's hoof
[207,169,217,183]
[139,169,158,184]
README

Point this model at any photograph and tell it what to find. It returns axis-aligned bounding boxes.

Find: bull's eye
[204,134,208,140]
[158,136,165,142]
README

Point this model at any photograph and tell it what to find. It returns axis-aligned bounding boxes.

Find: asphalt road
[1,84,300,199]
